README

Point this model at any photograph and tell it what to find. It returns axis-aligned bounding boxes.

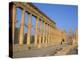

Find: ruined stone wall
[52,28,67,46]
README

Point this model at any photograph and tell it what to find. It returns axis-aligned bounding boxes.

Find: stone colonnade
[10,2,57,48]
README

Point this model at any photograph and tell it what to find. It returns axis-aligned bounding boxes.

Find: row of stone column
[12,4,54,48]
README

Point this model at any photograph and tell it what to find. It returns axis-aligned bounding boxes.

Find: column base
[45,44,48,47]
[38,44,41,48]
[27,44,31,49]
[19,44,23,48]
[34,44,38,48]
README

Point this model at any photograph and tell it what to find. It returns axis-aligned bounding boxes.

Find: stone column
[42,22,45,44]
[34,17,39,47]
[38,20,42,48]
[48,25,50,45]
[52,28,54,44]
[50,27,53,45]
[49,26,51,45]
[51,27,53,45]
[44,23,46,47]
[27,13,32,48]
[47,24,48,44]
[48,25,50,46]
[42,22,45,48]
[45,23,48,47]
[19,9,25,46]
[46,24,49,46]
[12,4,16,43]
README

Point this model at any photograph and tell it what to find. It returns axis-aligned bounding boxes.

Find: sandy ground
[12,44,78,58]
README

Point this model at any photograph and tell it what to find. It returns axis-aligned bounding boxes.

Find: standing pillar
[27,13,32,48]
[19,9,25,46]
[48,25,50,46]
[50,27,52,45]
[47,24,48,44]
[42,22,45,44]
[12,4,16,43]
[48,25,50,45]
[38,20,42,48]
[51,27,53,45]
[34,17,39,47]
[44,23,46,47]
[45,24,48,47]
[52,28,54,44]
[49,26,51,45]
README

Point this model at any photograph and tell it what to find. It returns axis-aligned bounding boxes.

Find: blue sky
[33,3,78,32]
[16,3,78,34]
